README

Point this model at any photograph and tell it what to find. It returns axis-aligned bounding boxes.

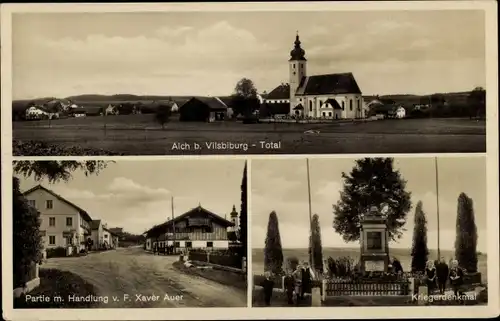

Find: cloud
[154,25,194,37]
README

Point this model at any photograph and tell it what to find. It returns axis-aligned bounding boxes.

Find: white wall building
[266,33,364,119]
[23,185,93,253]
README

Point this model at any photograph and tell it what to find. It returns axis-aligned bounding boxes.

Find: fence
[324,278,411,297]
[188,251,243,269]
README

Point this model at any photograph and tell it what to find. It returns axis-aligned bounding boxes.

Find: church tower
[289,32,307,114]
[230,205,239,232]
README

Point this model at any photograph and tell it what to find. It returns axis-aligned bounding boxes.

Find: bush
[46,247,67,258]
[327,256,357,278]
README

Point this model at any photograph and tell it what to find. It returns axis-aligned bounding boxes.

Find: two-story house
[102,227,119,249]
[90,219,104,250]
[144,205,235,252]
[22,185,93,254]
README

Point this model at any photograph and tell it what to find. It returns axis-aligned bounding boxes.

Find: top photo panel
[10,9,488,156]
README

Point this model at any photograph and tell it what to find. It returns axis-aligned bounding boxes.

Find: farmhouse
[102,225,119,249]
[265,33,364,119]
[90,220,105,250]
[22,185,94,254]
[179,97,228,122]
[25,106,59,120]
[144,205,236,251]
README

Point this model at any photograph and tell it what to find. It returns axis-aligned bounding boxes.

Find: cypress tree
[239,161,248,259]
[309,214,324,272]
[264,211,284,274]
[455,193,478,272]
[411,201,429,272]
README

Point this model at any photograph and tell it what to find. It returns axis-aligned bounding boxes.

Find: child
[449,260,464,297]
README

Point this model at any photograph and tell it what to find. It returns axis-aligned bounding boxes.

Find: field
[252,247,488,284]
[12,114,486,155]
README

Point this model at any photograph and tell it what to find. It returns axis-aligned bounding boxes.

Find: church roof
[325,99,343,110]
[295,73,362,96]
[266,83,290,100]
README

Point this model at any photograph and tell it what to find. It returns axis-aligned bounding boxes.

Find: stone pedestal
[359,206,390,273]
[311,287,322,306]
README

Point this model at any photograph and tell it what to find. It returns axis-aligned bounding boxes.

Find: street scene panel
[251,157,488,307]
[11,9,486,156]
[12,159,248,308]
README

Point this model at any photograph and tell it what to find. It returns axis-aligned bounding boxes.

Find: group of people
[425,257,464,296]
[261,261,316,306]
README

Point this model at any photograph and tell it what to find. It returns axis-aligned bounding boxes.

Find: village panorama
[12,30,486,156]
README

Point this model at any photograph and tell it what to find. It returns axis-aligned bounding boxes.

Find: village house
[25,106,59,120]
[102,225,120,249]
[144,205,236,252]
[265,33,364,119]
[179,97,228,122]
[90,219,104,250]
[22,185,93,255]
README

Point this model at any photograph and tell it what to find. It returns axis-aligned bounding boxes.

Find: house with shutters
[144,204,236,252]
[265,33,364,119]
[22,185,93,254]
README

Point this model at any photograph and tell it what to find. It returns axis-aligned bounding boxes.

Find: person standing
[283,270,296,305]
[449,260,464,297]
[425,260,437,294]
[292,264,303,304]
[261,272,275,306]
[436,257,449,295]
[301,262,314,300]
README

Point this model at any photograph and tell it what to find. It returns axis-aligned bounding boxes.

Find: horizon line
[13,87,483,102]
[252,246,488,253]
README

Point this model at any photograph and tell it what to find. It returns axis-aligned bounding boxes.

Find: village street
[40,246,247,308]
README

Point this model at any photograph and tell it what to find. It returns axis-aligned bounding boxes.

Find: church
[265,33,364,119]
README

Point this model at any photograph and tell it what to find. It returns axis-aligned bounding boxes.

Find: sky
[251,156,487,253]
[12,10,486,100]
[16,159,246,235]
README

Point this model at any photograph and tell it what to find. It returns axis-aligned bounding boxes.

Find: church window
[322,112,326,117]
[342,101,345,109]
[309,101,312,112]
[293,64,296,68]
[357,99,361,110]
[329,112,332,117]
[293,72,296,75]
[349,100,353,111]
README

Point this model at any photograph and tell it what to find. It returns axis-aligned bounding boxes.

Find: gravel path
[41,247,247,308]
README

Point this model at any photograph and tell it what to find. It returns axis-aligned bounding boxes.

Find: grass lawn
[172,261,247,292]
[13,116,486,155]
[13,268,99,309]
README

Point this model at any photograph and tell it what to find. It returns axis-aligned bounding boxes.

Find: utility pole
[306,159,314,271]
[172,196,176,255]
[435,157,441,259]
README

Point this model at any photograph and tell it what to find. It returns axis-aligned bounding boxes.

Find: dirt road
[41,247,247,308]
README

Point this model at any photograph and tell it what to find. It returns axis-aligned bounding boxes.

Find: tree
[309,214,323,272]
[264,211,284,274]
[333,158,412,242]
[411,201,429,272]
[455,193,478,273]
[13,176,43,288]
[12,161,110,288]
[231,78,260,117]
[239,161,248,259]
[467,87,486,118]
[155,104,172,130]
[13,161,111,183]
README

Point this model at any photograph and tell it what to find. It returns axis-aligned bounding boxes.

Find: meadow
[252,247,488,284]
[12,114,486,155]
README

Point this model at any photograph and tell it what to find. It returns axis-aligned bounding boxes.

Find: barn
[179,97,228,122]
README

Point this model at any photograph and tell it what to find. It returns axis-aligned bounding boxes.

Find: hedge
[46,247,67,258]
[188,250,243,269]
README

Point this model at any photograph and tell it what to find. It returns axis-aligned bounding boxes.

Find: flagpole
[306,159,314,271]
[172,196,176,254]
[435,157,440,259]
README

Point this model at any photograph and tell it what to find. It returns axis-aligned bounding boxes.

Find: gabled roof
[91,220,102,230]
[184,97,228,110]
[295,73,362,96]
[293,104,304,110]
[145,205,234,236]
[103,227,119,236]
[22,185,93,223]
[324,99,343,110]
[266,84,290,100]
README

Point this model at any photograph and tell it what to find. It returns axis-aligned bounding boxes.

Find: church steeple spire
[290,31,306,61]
